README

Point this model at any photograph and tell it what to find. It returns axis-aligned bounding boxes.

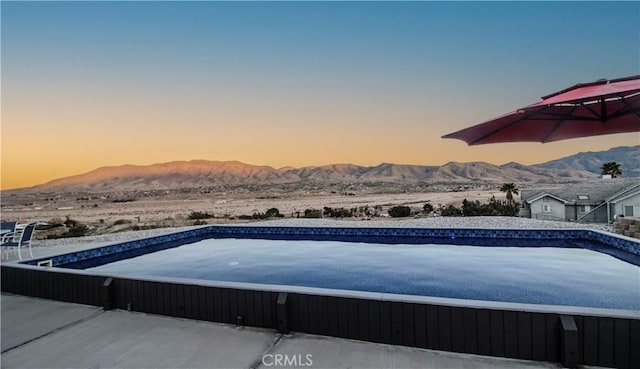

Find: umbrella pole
[600,97,607,122]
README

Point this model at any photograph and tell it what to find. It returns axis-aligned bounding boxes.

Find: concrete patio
[1,294,563,369]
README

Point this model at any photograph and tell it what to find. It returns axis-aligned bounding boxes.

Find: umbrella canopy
[442,75,640,145]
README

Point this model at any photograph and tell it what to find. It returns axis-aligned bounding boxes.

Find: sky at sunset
[1,1,639,190]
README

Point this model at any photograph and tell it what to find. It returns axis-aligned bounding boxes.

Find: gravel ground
[31,216,612,249]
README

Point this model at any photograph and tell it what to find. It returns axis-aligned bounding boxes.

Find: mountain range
[21,145,639,193]
[533,145,639,177]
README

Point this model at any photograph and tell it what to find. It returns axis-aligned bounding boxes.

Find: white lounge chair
[1,221,17,236]
[1,222,37,260]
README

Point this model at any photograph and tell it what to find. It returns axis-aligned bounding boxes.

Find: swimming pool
[88,238,640,310]
[5,225,640,368]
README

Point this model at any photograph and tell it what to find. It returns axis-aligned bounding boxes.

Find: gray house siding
[612,192,640,218]
[569,205,609,223]
[529,197,565,221]
[524,181,640,224]
[564,206,573,221]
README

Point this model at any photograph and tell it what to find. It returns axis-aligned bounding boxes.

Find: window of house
[625,206,639,217]
[578,205,591,213]
[577,194,590,200]
[543,204,553,212]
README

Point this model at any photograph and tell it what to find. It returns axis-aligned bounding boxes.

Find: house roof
[605,182,640,202]
[525,193,568,204]
[612,190,640,203]
[522,179,640,205]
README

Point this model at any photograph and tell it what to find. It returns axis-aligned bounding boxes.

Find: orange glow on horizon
[2,128,638,190]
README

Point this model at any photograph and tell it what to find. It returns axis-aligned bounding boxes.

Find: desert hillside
[535,145,639,177]
[26,160,597,194]
[22,145,634,194]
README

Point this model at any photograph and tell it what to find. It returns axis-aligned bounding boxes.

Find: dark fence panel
[1,266,103,306]
[286,292,621,366]
[2,264,638,369]
[110,277,278,329]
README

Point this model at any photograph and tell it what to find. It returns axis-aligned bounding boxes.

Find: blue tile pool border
[22,225,640,269]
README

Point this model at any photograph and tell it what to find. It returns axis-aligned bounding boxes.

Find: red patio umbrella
[442,75,640,145]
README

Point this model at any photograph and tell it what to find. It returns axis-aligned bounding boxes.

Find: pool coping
[20,225,640,269]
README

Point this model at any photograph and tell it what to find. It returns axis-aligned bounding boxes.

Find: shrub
[132,224,163,231]
[303,209,322,218]
[359,206,372,217]
[462,199,484,216]
[112,198,136,203]
[423,203,434,214]
[49,218,64,226]
[323,207,353,218]
[238,210,284,220]
[487,196,520,216]
[265,208,282,218]
[64,217,79,228]
[66,224,89,237]
[372,205,383,217]
[440,205,463,217]
[461,197,520,216]
[188,211,214,220]
[388,206,411,218]
[48,223,89,238]
[442,197,520,217]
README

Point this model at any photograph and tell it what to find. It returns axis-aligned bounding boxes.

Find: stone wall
[612,217,640,239]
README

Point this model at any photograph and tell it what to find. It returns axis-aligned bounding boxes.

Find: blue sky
[1,1,639,188]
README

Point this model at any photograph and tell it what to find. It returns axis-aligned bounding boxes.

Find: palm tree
[601,162,622,178]
[500,183,519,205]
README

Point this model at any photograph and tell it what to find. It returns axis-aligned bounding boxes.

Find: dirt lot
[1,188,501,237]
